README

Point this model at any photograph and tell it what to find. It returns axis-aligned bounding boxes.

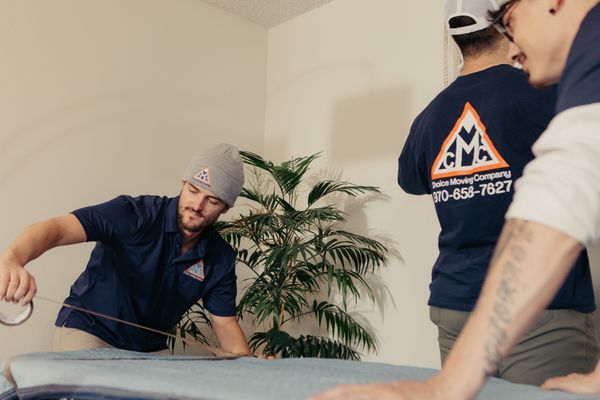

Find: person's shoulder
[207,226,236,260]
[578,3,600,44]
[493,65,535,90]
[423,67,517,109]
[563,6,600,79]
[467,64,533,93]
[412,87,453,126]
[557,6,600,112]
[123,195,172,210]
[496,65,557,106]
[116,195,174,223]
[498,64,527,80]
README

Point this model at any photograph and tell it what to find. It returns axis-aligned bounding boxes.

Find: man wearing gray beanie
[0,143,251,356]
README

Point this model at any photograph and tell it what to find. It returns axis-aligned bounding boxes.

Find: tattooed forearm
[483,220,533,375]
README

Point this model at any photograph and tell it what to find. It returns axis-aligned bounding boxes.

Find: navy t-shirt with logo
[398,65,595,312]
[55,195,237,352]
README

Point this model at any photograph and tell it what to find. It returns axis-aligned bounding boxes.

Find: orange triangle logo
[431,102,509,180]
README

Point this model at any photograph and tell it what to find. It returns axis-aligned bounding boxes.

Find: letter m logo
[431,102,508,180]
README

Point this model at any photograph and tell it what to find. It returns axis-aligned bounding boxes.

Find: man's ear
[548,0,564,14]
[220,206,230,215]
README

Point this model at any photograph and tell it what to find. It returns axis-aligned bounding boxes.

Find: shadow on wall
[585,242,600,341]
[306,167,401,340]
[306,167,402,319]
[341,191,402,321]
[329,86,413,163]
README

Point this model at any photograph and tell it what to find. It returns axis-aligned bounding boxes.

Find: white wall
[265,0,444,368]
[0,0,266,360]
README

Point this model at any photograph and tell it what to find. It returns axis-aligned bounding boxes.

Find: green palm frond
[311,300,376,352]
[226,212,284,248]
[314,336,360,359]
[248,328,293,355]
[241,151,321,196]
[283,206,345,226]
[236,247,266,270]
[308,181,381,206]
[274,153,321,195]
[318,267,375,306]
[238,187,264,206]
[250,330,361,360]
[239,188,280,210]
[276,196,297,213]
[333,229,389,254]
[286,335,361,359]
[240,151,277,175]
[318,237,386,275]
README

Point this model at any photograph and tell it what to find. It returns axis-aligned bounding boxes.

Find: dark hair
[449,16,503,58]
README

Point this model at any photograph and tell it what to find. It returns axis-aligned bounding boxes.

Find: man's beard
[178,207,211,233]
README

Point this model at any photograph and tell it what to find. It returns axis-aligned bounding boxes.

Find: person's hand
[308,377,459,400]
[0,254,36,305]
[542,369,600,395]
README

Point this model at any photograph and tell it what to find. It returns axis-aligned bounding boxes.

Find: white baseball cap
[445,0,503,35]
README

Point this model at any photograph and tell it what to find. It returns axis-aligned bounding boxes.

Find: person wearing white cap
[312,0,600,399]
[0,143,251,356]
[395,0,596,386]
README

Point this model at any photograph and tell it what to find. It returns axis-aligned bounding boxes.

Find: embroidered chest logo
[184,260,205,281]
[431,102,509,180]
[193,168,211,187]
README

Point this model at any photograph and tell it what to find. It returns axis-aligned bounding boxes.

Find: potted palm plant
[174,151,389,360]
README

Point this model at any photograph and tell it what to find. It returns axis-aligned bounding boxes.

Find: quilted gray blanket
[1,349,598,399]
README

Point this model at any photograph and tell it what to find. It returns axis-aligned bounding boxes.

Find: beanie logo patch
[193,168,211,187]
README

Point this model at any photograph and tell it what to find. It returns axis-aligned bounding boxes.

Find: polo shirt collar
[166,196,217,257]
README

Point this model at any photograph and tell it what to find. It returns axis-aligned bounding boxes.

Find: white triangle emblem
[193,168,211,187]
[431,102,508,180]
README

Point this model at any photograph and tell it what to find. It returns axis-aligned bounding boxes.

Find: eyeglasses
[491,0,520,41]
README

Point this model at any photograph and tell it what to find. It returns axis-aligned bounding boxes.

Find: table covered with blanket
[1,349,598,399]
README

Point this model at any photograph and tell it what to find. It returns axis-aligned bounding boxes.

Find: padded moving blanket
[1,349,599,399]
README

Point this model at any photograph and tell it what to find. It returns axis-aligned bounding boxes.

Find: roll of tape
[0,301,33,326]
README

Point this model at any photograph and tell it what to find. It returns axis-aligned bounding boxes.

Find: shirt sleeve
[71,195,142,245]
[397,118,431,195]
[506,104,600,245]
[203,255,237,317]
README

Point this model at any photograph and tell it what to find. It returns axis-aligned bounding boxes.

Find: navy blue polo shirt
[556,3,600,113]
[398,65,595,312]
[55,195,237,352]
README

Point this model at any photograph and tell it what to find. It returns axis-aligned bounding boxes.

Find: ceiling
[199,0,336,28]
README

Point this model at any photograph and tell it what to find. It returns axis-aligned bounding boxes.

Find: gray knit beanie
[182,143,245,207]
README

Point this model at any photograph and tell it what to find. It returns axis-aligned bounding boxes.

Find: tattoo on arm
[483,220,532,376]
